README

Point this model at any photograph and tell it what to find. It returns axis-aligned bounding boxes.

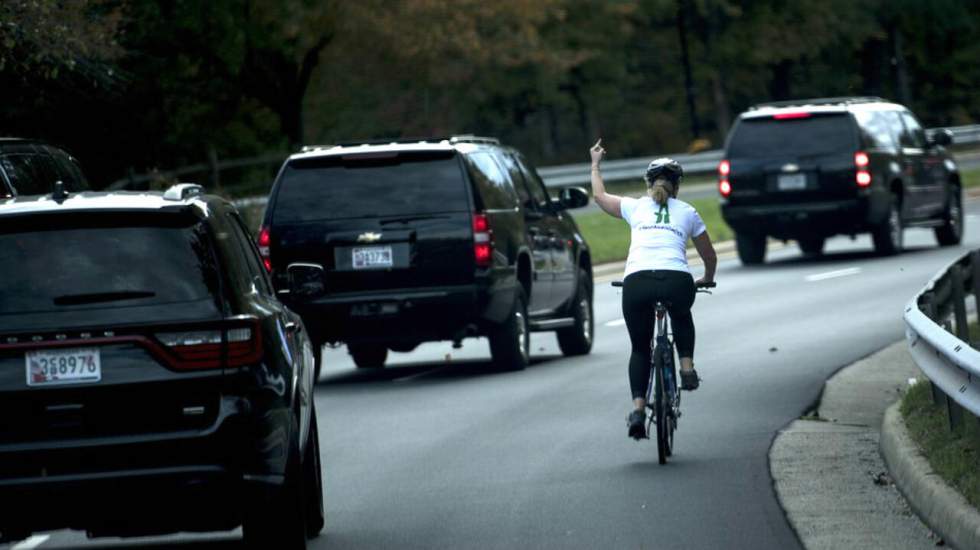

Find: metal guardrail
[904,249,980,428]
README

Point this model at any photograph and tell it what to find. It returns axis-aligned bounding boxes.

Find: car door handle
[285,321,300,334]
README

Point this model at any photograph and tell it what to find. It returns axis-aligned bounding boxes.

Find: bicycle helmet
[644,157,683,187]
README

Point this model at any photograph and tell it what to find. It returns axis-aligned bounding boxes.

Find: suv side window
[0,154,50,195]
[494,152,534,208]
[853,110,897,152]
[45,147,88,191]
[899,112,927,149]
[515,155,550,210]
[467,151,518,209]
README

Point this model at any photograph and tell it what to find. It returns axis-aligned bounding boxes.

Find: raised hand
[590,139,605,166]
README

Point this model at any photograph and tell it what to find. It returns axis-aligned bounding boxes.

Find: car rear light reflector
[257,226,272,272]
[854,152,870,168]
[718,160,730,177]
[773,112,812,120]
[856,170,872,187]
[154,321,262,370]
[719,180,732,197]
[473,214,493,267]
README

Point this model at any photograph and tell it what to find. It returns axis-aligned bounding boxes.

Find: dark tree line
[1,0,978,189]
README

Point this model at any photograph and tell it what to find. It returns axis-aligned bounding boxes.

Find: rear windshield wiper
[379,214,449,225]
[53,291,156,306]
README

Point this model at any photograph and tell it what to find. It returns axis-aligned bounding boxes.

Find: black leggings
[622,270,696,400]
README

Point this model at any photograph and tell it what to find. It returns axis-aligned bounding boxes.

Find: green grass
[572,196,732,265]
[900,380,980,509]
[963,167,980,189]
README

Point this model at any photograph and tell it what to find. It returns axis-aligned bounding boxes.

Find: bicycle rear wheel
[653,348,671,464]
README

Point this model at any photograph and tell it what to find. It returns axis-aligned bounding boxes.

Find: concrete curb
[880,402,980,550]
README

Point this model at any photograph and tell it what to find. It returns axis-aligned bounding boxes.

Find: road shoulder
[769,341,938,549]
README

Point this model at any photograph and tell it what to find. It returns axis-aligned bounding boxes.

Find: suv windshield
[0,214,221,316]
[729,114,858,158]
[274,152,470,222]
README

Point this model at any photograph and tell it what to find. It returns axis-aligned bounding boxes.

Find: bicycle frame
[647,302,679,464]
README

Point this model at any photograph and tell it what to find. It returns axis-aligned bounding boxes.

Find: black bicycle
[612,279,715,464]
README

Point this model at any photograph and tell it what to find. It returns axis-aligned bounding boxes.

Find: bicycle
[612,279,715,464]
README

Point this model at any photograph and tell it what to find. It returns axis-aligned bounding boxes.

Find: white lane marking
[805,267,862,282]
[605,319,627,327]
[13,535,50,549]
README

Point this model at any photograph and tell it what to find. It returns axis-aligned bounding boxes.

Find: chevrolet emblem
[357,232,382,243]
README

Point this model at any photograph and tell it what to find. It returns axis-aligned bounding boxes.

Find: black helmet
[644,157,683,187]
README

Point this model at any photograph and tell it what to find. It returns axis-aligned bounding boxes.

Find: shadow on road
[737,244,936,270]
[317,355,565,386]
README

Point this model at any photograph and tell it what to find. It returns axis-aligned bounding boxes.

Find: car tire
[489,287,530,371]
[557,269,593,356]
[934,186,963,246]
[349,344,387,368]
[735,232,766,265]
[304,410,325,538]
[872,199,903,255]
[243,417,307,550]
[312,341,323,382]
[798,236,825,256]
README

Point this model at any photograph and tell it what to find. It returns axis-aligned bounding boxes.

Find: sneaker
[627,409,646,440]
[680,368,700,391]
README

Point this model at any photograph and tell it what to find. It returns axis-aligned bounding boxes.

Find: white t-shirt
[620,196,706,277]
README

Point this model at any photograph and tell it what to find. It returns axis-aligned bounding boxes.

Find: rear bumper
[287,280,517,345]
[721,196,887,239]
[0,395,291,536]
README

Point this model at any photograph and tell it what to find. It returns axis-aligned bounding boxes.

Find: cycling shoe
[680,368,700,391]
[627,409,647,440]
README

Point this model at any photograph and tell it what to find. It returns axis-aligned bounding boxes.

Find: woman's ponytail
[648,179,673,206]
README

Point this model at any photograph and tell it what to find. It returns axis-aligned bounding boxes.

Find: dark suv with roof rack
[0,184,323,548]
[259,135,594,372]
[717,97,961,264]
[0,138,89,197]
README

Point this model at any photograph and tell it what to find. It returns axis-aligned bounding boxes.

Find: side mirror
[928,129,953,147]
[558,186,590,209]
[287,263,325,299]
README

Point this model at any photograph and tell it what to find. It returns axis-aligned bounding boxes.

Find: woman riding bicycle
[589,139,718,440]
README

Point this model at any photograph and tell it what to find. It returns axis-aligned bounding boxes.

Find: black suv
[259,135,594,372]
[0,185,323,548]
[718,97,961,264]
[0,137,89,197]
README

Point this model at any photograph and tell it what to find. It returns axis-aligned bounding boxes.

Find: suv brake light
[718,159,732,197]
[473,213,493,267]
[257,226,272,272]
[719,180,732,198]
[854,151,871,187]
[155,318,262,370]
[773,112,811,120]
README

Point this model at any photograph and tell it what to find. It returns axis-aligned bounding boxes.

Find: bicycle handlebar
[610,280,716,289]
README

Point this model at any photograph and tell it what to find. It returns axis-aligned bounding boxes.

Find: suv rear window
[0,214,221,315]
[273,152,470,222]
[728,114,858,158]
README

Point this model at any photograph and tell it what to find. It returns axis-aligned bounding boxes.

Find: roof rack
[749,96,888,110]
[163,183,204,201]
[299,134,500,152]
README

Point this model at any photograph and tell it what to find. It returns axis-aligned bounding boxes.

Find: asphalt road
[10,201,980,550]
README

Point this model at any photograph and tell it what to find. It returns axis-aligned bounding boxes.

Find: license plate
[778,173,807,191]
[352,246,393,269]
[26,348,102,387]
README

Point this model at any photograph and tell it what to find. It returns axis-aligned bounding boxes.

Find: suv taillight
[154,319,262,370]
[257,226,272,272]
[854,151,871,187]
[473,213,493,267]
[718,160,732,198]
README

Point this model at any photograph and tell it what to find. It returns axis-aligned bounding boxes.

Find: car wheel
[489,287,530,371]
[349,344,387,368]
[243,417,307,550]
[735,232,766,265]
[872,199,903,255]
[797,236,825,256]
[934,186,963,246]
[557,269,593,356]
[304,410,325,538]
[312,341,323,382]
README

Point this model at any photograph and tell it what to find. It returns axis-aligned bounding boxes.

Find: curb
[880,402,980,550]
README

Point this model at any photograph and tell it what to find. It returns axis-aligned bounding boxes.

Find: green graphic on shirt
[655,204,670,224]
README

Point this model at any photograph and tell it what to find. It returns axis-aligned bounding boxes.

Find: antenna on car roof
[51,180,69,204]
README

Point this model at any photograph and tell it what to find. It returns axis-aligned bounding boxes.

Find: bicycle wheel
[664,347,677,457]
[653,346,669,465]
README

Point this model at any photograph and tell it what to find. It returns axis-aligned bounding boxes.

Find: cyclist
[589,139,717,440]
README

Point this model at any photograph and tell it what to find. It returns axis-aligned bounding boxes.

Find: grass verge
[964,167,980,189]
[900,380,980,508]
[572,196,732,265]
